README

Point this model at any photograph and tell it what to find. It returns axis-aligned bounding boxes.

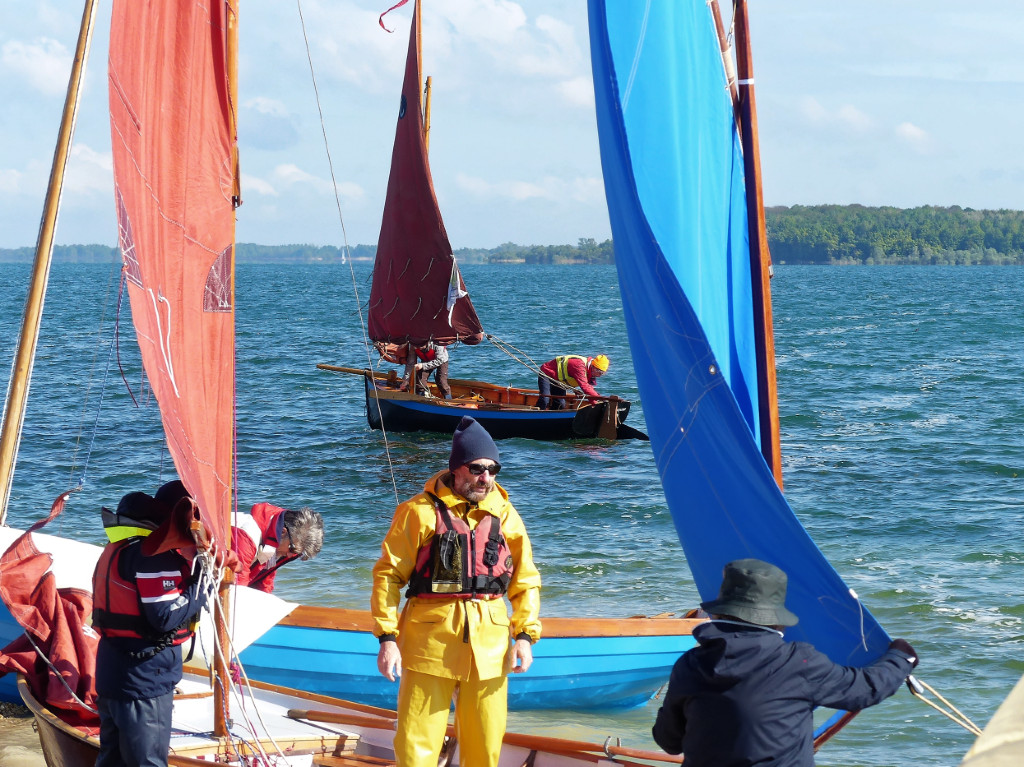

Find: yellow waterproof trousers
[394,667,507,767]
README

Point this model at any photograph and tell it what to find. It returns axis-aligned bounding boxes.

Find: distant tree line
[3,206,1024,265]
[766,205,1024,265]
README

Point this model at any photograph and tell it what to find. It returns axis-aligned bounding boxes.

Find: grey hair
[282,507,324,561]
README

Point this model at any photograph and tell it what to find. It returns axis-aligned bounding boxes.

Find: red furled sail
[367,4,484,347]
[108,0,236,544]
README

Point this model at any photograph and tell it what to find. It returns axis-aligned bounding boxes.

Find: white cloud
[2,38,72,96]
[895,122,931,154]
[0,169,23,194]
[836,105,873,132]
[64,143,112,195]
[243,165,364,202]
[799,97,873,133]
[456,172,601,203]
[557,76,594,108]
[241,174,278,197]
[245,97,289,117]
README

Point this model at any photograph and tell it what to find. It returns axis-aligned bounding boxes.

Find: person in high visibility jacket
[372,416,541,767]
[537,353,609,409]
[231,503,324,593]
[92,484,235,767]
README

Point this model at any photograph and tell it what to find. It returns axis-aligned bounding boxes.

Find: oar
[286,708,683,763]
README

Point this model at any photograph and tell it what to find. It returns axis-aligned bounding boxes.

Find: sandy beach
[0,703,44,767]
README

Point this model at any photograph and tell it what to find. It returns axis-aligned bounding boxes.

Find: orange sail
[108,0,237,544]
[367,3,484,347]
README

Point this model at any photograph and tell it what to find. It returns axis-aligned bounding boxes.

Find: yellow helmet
[591,354,610,372]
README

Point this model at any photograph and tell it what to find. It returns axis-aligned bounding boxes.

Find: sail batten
[589,0,889,668]
[367,3,484,347]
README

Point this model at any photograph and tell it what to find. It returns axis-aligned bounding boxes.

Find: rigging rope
[485,334,589,410]
[907,675,983,736]
[295,0,400,508]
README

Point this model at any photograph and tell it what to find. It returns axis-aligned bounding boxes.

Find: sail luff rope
[295,0,400,507]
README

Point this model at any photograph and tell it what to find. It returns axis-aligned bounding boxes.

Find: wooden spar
[0,0,100,525]
[214,0,242,740]
[732,0,783,490]
[424,75,432,152]
[286,708,684,764]
[709,0,738,107]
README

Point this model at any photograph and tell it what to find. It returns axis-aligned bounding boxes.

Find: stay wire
[66,260,123,496]
[295,0,399,507]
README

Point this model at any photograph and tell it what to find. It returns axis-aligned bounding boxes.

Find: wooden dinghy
[318,365,645,441]
[18,673,685,767]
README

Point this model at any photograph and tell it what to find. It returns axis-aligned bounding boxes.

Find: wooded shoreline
[3,205,1023,266]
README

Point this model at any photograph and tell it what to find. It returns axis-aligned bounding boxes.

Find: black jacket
[652,621,915,767]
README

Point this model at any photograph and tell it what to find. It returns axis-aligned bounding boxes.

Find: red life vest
[92,539,193,646]
[406,494,514,599]
[415,346,438,362]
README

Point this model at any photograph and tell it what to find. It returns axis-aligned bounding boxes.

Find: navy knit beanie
[449,416,499,471]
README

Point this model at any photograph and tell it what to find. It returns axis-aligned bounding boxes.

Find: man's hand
[210,543,241,573]
[378,640,402,681]
[510,638,533,674]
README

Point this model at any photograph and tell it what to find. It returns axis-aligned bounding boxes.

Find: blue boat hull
[365,378,640,441]
[237,619,695,711]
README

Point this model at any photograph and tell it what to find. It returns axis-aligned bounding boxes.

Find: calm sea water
[1,263,1022,766]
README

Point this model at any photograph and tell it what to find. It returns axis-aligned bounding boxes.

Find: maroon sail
[367,3,484,347]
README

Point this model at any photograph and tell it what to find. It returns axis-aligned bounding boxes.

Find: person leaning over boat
[652,559,919,767]
[372,415,542,767]
[230,503,324,593]
[536,353,608,409]
[92,486,237,767]
[401,339,452,400]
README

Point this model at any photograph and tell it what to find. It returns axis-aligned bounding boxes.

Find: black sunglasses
[466,462,501,476]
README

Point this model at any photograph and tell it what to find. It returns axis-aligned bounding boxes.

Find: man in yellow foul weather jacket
[372,416,542,767]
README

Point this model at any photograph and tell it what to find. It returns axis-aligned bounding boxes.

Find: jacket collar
[424,470,509,515]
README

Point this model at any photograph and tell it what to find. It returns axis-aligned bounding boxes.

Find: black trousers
[537,375,567,410]
[96,692,173,767]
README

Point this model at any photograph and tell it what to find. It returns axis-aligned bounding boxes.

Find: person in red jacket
[537,353,609,409]
[231,503,324,593]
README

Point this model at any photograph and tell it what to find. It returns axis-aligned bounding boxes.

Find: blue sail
[588,0,890,667]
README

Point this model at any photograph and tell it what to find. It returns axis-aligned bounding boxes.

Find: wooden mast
[213,0,241,740]
[416,0,429,153]
[732,0,783,489]
[0,0,100,525]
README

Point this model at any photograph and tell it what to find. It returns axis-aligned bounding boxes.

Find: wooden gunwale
[277,605,703,638]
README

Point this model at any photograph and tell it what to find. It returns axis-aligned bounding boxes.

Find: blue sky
[1,1,1021,250]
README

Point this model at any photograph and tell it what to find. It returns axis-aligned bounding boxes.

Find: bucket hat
[700,558,799,627]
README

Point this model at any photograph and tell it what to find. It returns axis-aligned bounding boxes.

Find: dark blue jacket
[652,621,915,767]
[95,544,207,700]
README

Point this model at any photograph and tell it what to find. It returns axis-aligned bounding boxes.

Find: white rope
[486,335,589,410]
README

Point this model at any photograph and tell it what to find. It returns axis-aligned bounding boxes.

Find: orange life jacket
[406,494,513,599]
